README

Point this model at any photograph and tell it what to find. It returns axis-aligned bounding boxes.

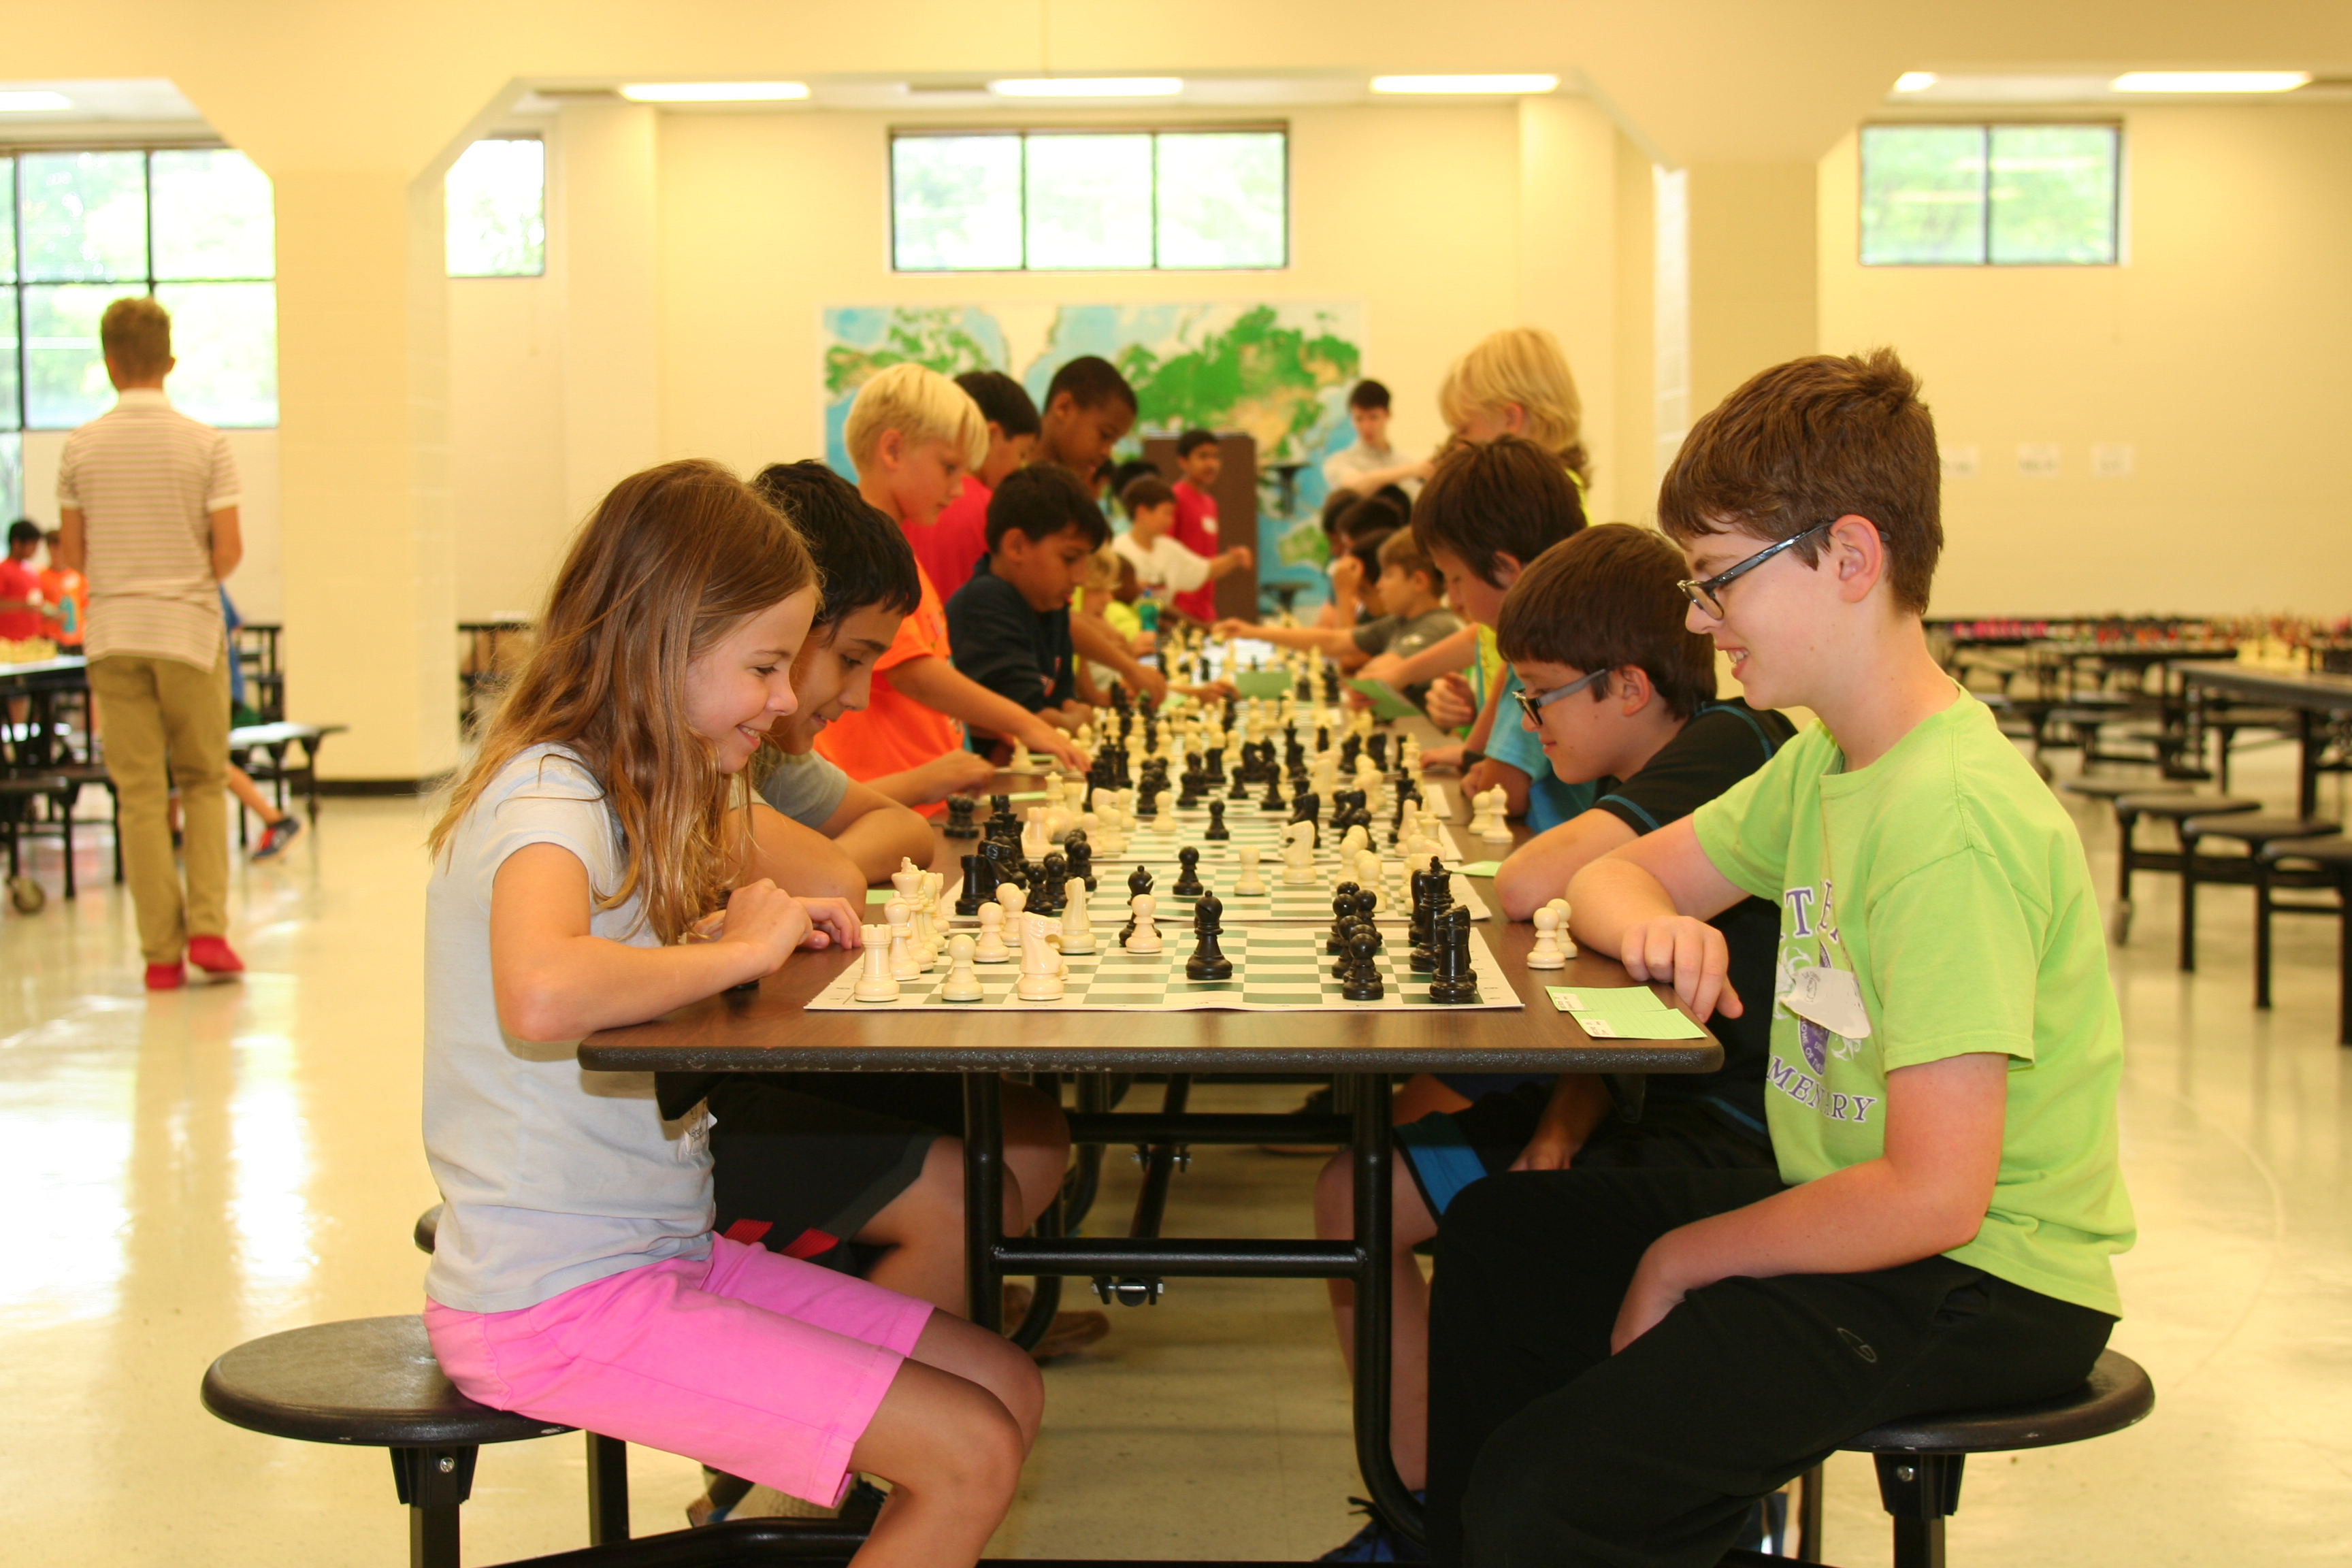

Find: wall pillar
[1516,97,1622,522]
[273,168,456,783]
[1686,162,1818,418]
[558,101,660,520]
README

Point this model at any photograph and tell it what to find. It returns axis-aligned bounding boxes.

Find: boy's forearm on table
[1646,1157,1983,1296]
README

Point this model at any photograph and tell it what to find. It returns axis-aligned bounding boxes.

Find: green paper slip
[1456,860,1503,878]
[865,888,896,904]
[1545,985,1710,1040]
[1347,676,1421,721]
[1234,670,1292,699]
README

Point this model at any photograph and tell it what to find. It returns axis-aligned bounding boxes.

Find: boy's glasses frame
[1677,519,1838,619]
[1513,666,1610,727]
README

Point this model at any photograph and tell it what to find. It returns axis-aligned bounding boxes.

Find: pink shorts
[425,1236,935,1506]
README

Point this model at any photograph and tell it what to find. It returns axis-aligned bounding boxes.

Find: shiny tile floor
[3,745,2348,1565]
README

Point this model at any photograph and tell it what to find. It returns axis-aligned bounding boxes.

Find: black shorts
[705,1073,968,1265]
[1396,1081,1774,1220]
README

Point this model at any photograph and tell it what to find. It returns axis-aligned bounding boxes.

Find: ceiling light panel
[617,82,810,102]
[2110,71,2310,93]
[1893,72,1937,93]
[1371,74,1559,95]
[987,78,1183,97]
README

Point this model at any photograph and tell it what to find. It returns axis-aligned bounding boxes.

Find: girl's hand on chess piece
[1616,915,1741,1022]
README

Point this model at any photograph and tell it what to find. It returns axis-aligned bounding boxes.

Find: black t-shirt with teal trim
[1589,699,1797,1134]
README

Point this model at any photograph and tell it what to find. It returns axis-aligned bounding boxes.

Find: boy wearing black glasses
[1307,523,1787,1563]
[1426,351,2132,1567]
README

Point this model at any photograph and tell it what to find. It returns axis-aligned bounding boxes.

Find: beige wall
[1818,104,2352,619]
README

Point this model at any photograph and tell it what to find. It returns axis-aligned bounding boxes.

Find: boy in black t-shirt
[945,463,1111,757]
[1310,523,1791,1561]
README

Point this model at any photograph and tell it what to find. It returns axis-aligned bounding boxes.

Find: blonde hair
[843,363,989,473]
[429,459,817,944]
[101,296,172,376]
[1078,545,1122,594]
[1438,327,1590,487]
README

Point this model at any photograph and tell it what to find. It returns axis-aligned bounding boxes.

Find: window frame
[1857,119,2123,269]
[444,133,548,280]
[887,122,1291,274]
[2,139,278,431]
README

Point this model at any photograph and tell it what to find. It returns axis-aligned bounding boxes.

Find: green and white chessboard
[1102,807,1465,866]
[946,871,1490,927]
[809,925,1519,1013]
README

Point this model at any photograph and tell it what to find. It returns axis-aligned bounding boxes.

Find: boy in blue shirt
[1425,350,2134,1567]
[945,463,1110,757]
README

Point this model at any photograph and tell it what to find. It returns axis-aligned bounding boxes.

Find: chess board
[945,871,1490,928]
[1098,807,1467,866]
[809,925,1520,1013]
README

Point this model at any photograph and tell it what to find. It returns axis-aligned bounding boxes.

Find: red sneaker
[188,936,245,975]
[144,962,186,990]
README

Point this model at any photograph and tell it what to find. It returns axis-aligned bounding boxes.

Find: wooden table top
[580,753,1724,1077]
[2174,663,2352,710]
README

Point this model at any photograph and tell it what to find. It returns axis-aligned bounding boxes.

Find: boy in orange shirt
[812,365,1086,810]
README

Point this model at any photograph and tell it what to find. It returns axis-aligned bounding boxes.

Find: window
[891,128,1287,272]
[446,138,546,278]
[1,146,277,449]
[1860,124,2119,265]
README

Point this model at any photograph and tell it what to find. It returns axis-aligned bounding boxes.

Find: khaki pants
[91,652,230,964]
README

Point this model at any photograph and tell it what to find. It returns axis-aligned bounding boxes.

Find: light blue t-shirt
[1488,667,1597,832]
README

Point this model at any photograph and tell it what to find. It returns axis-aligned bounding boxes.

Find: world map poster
[820,301,1367,607]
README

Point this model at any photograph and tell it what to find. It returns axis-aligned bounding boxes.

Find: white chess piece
[853,926,901,1002]
[1009,738,1032,773]
[890,864,929,964]
[1124,894,1163,953]
[1546,898,1578,958]
[1340,824,1370,860]
[1356,848,1384,897]
[1421,781,1450,821]
[884,899,920,980]
[1281,821,1319,886]
[1017,913,1066,1000]
[940,934,983,1001]
[1060,877,1096,954]
[1022,806,1049,860]
[1527,904,1569,970]
[973,902,1011,962]
[1233,845,1267,897]
[997,882,1028,924]
[1152,791,1177,834]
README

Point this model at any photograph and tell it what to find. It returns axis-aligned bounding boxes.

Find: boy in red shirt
[39,528,86,648]
[915,370,1039,602]
[1169,427,1237,623]
[0,521,47,646]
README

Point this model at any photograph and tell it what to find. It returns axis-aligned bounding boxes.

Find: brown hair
[429,459,816,943]
[1120,474,1175,517]
[101,296,172,376]
[1495,524,1716,720]
[1375,527,1439,593]
[1656,348,1942,615]
[1411,434,1587,588]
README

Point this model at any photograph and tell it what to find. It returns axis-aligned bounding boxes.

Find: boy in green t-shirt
[1424,350,2134,1568]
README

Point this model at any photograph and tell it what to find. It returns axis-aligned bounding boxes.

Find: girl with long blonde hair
[1436,325,1593,489]
[421,459,1041,1567]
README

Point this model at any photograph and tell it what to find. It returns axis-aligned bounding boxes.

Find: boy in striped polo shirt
[56,297,245,990]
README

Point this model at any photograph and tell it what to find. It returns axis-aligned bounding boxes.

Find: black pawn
[1341,926,1386,1001]
[1032,852,1068,916]
[1064,832,1096,892]
[944,794,979,838]
[1186,892,1232,981]
[1172,846,1205,898]
[1328,882,1362,954]
[1205,800,1230,840]
[1120,863,1155,945]
[1260,773,1289,813]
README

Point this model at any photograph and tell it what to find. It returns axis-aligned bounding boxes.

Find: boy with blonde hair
[1425,350,2134,1567]
[817,364,1088,800]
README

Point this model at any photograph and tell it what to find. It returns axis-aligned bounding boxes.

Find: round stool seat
[2183,813,2338,845]
[415,1203,443,1255]
[2119,793,2258,821]
[202,1316,570,1448]
[2064,777,2187,802]
[2263,834,2352,869]
[1844,1349,2153,1456]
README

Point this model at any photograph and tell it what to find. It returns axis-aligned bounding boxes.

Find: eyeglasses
[1513,665,1610,728]
[1677,519,1838,619]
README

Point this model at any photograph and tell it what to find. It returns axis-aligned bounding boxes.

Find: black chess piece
[1429,906,1480,1003]
[1064,832,1096,892]
[1368,734,1390,771]
[1290,790,1321,845]
[955,852,996,917]
[1316,724,1330,753]
[986,792,1017,838]
[1328,883,1362,953]
[1341,926,1386,1001]
[1120,863,1155,945]
[1032,852,1068,916]
[1408,858,1453,972]
[980,836,1028,892]
[1230,763,1253,800]
[1177,764,1204,810]
[1186,892,1233,981]
[1340,734,1362,770]
[1171,846,1205,898]
[1260,772,1289,813]
[1205,800,1230,840]
[1351,888,1385,951]
[943,795,979,838]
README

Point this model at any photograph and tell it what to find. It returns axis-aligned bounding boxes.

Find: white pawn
[940,934,983,1001]
[998,882,1028,923]
[1528,904,1569,970]
[1355,848,1384,899]
[852,926,900,1002]
[1009,738,1032,773]
[1422,781,1450,821]
[885,899,920,980]
[1233,845,1267,897]
[1546,898,1578,958]
[1478,786,1514,843]
[1152,791,1177,834]
[1124,894,1163,953]
[1022,806,1049,860]
[1340,823,1370,860]
[1060,877,1097,954]
[973,902,1012,962]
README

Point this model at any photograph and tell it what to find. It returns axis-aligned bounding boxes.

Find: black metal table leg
[586,1432,629,1544]
[965,1071,1007,1333]
[1345,1071,1423,1548]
